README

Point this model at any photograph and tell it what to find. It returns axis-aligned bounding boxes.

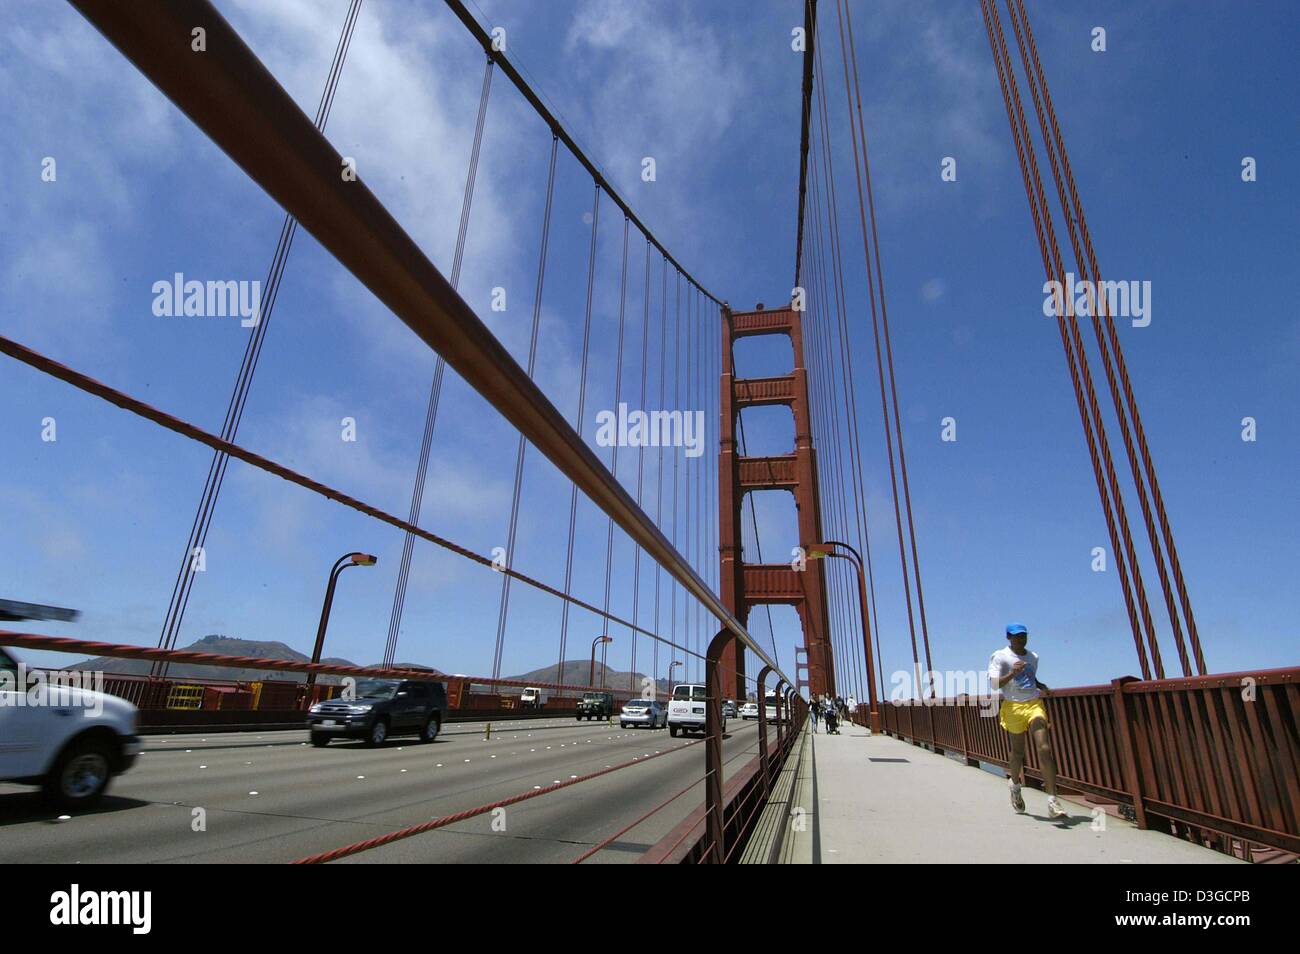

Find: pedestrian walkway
[804,722,1240,864]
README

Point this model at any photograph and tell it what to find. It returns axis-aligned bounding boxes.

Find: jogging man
[988,623,1068,818]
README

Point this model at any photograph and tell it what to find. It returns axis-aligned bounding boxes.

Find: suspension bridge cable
[488,134,558,682]
[557,184,603,681]
[599,218,632,685]
[805,166,867,702]
[155,0,364,678]
[980,0,1158,678]
[793,0,820,289]
[653,254,669,690]
[154,0,364,681]
[1006,0,1202,674]
[810,121,884,701]
[806,111,874,702]
[811,46,923,690]
[629,238,653,693]
[671,270,682,679]
[0,334,710,665]
[988,0,1163,676]
[836,0,938,688]
[443,0,722,306]
[384,53,495,667]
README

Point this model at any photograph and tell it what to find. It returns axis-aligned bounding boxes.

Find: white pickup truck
[0,647,142,809]
[667,683,725,737]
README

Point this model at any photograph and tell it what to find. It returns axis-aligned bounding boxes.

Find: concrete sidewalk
[810,723,1240,864]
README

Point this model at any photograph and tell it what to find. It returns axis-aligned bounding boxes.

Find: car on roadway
[0,647,142,809]
[619,698,666,729]
[576,690,614,720]
[740,701,759,720]
[722,699,738,718]
[765,691,787,723]
[308,677,447,747]
[667,683,725,737]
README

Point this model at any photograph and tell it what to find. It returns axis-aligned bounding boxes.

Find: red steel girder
[64,0,788,686]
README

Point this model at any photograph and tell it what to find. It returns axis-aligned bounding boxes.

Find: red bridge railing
[877,666,1300,860]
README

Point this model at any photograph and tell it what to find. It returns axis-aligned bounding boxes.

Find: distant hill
[68,635,361,684]
[65,637,679,694]
[502,659,676,696]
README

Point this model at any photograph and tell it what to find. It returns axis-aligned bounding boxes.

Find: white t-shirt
[988,647,1041,702]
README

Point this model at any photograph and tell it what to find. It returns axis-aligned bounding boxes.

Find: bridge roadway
[0,717,771,864]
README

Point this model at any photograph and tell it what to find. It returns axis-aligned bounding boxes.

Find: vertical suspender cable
[384,54,495,666]
[155,0,364,678]
[1007,0,1201,674]
[557,185,602,683]
[808,147,868,703]
[653,255,669,690]
[599,218,632,684]
[488,135,558,681]
[835,0,939,688]
[629,238,653,692]
[671,271,682,679]
[979,0,1157,677]
[812,35,922,689]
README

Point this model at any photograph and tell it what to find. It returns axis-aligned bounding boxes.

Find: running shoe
[1010,784,1026,814]
[1047,796,1069,819]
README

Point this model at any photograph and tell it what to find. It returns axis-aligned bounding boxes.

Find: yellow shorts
[999,699,1049,735]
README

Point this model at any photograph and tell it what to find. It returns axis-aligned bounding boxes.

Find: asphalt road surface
[0,717,776,863]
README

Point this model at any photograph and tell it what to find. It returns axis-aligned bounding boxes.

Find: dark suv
[576,691,614,721]
[308,677,447,747]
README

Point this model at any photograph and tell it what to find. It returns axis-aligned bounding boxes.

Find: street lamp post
[307,552,377,694]
[809,540,880,732]
[667,659,682,690]
[589,635,613,688]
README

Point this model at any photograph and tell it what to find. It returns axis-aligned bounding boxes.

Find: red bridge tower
[718,301,835,700]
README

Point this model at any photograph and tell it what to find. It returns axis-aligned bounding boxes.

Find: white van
[667,683,725,737]
[0,647,141,808]
[764,690,782,722]
[520,686,549,709]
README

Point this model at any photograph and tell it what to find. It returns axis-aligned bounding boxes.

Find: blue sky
[1,0,1295,696]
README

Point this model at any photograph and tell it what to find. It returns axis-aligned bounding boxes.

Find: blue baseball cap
[1006,623,1028,638]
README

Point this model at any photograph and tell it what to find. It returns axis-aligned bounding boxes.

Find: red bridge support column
[718,302,835,701]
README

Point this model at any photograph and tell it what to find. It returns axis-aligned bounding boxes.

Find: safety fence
[1,632,646,727]
[878,666,1300,861]
[640,691,807,863]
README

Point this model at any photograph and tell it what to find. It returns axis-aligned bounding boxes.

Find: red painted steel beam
[0,631,439,682]
[0,631,633,697]
[63,0,787,685]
